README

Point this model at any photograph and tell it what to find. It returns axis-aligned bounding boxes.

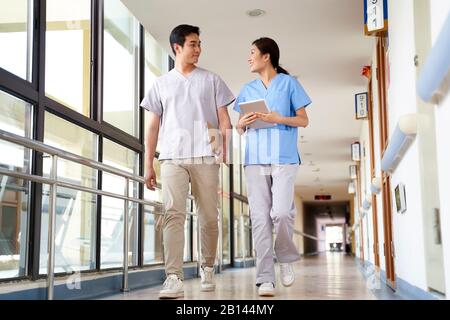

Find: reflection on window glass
[143,159,163,265]
[0,0,32,81]
[103,0,139,137]
[40,112,98,274]
[45,0,91,116]
[234,199,251,259]
[220,165,230,264]
[232,131,241,194]
[0,90,32,279]
[101,138,139,268]
[144,30,168,94]
[143,31,169,152]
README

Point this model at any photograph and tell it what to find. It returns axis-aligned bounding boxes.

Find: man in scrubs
[141,24,235,299]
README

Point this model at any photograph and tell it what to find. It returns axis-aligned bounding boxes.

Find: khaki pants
[160,157,220,280]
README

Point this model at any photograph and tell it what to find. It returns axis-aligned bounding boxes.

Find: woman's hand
[255,111,282,124]
[237,112,258,130]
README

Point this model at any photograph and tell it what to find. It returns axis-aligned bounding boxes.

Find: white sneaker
[200,266,216,292]
[258,282,275,297]
[280,263,295,287]
[159,274,184,299]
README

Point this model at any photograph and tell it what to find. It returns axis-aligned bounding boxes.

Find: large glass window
[143,30,169,152]
[40,112,98,274]
[0,0,33,81]
[220,165,230,264]
[103,0,139,137]
[45,0,91,116]
[101,138,139,269]
[0,90,32,279]
[232,131,241,194]
[143,159,163,265]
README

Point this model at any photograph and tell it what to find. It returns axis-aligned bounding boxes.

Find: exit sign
[315,195,332,201]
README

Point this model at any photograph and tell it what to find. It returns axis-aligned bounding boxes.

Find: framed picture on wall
[355,92,368,119]
[351,142,361,161]
[394,183,407,213]
[349,165,357,179]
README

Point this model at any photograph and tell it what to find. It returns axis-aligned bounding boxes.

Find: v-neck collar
[259,73,280,91]
[172,66,199,81]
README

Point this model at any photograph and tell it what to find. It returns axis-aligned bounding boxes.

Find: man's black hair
[169,24,200,55]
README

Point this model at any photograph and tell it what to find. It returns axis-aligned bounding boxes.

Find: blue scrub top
[233,73,312,165]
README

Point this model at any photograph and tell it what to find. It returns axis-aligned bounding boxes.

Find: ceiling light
[246,9,266,17]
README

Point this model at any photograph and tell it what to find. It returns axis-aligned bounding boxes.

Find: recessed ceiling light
[246,9,266,17]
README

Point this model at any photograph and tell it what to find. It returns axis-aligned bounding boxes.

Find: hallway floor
[103,253,378,300]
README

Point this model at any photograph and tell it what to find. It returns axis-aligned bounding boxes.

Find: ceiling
[122,0,374,203]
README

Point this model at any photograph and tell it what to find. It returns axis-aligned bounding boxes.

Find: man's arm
[144,112,160,190]
[217,106,232,163]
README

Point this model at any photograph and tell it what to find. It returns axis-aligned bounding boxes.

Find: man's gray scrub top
[141,67,235,160]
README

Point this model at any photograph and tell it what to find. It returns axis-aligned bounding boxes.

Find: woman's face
[248,45,269,73]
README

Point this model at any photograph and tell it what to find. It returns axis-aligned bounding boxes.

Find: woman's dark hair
[169,24,200,55]
[252,37,289,75]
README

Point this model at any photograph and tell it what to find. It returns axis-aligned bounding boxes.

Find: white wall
[429,0,450,298]
[355,0,434,291]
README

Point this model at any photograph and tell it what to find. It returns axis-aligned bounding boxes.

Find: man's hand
[255,111,282,124]
[144,166,157,191]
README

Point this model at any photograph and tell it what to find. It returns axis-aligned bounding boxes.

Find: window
[103,0,139,137]
[220,165,230,264]
[0,90,32,279]
[143,159,163,265]
[143,30,169,152]
[40,112,98,274]
[232,131,241,194]
[45,0,91,116]
[101,138,139,268]
[0,0,33,81]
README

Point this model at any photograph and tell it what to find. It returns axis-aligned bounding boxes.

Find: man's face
[174,33,201,64]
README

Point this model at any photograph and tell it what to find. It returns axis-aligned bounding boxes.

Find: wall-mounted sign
[351,142,361,161]
[355,92,368,119]
[349,165,357,179]
[364,0,388,36]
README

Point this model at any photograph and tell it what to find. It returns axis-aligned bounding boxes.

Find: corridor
[104,254,376,300]
[1,0,450,303]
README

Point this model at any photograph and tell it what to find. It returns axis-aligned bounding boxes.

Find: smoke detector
[246,9,266,17]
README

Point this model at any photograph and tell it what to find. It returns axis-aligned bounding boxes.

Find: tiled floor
[103,253,377,300]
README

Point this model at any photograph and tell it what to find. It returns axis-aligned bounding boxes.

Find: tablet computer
[238,99,277,129]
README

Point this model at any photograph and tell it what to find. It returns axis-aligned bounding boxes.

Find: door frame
[367,80,381,268]
[376,36,396,289]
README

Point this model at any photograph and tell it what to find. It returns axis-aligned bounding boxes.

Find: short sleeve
[233,90,245,113]
[140,82,163,116]
[214,74,235,109]
[290,77,312,111]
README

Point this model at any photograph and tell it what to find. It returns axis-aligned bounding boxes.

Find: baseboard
[0,264,198,300]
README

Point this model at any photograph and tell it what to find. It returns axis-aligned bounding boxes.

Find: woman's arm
[236,112,258,135]
[255,107,309,128]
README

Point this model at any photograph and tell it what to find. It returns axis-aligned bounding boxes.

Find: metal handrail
[238,213,323,241]
[0,129,203,300]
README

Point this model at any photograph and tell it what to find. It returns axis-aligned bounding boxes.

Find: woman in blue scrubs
[234,37,311,297]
